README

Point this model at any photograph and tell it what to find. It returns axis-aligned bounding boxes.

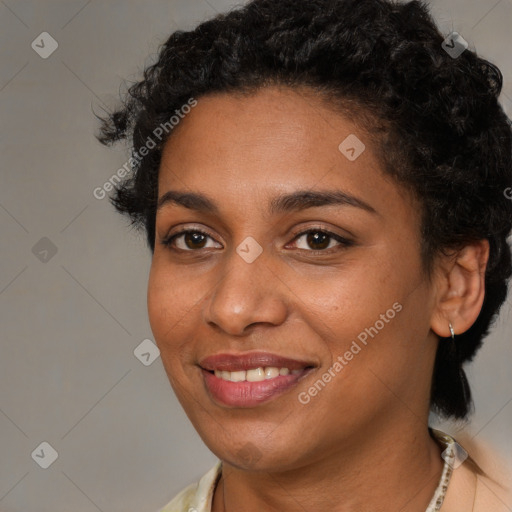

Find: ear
[430,239,490,338]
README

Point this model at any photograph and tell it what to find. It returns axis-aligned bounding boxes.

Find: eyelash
[160,227,354,254]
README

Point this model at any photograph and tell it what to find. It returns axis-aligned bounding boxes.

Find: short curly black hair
[96,0,512,420]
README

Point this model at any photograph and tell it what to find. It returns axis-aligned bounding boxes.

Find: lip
[199,351,315,372]
[199,351,316,407]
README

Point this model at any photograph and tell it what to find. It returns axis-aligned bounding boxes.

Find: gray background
[0,1,511,511]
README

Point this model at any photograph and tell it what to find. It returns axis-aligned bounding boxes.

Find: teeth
[247,368,265,382]
[264,367,279,379]
[213,367,301,382]
[230,370,246,382]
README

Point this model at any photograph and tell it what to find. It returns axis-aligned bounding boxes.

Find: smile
[199,352,316,407]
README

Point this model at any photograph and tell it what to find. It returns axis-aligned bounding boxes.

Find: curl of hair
[96,0,512,420]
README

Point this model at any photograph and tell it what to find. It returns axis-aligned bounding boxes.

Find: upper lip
[199,352,316,372]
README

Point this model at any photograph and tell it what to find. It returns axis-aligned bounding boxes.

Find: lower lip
[201,368,313,407]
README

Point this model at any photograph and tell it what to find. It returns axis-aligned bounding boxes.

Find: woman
[96,0,512,510]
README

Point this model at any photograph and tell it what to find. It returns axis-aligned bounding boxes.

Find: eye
[161,229,222,251]
[288,229,353,252]
[160,227,353,254]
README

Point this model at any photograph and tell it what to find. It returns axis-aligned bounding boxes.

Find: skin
[147,85,489,512]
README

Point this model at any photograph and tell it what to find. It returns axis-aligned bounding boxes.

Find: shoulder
[443,462,512,512]
[157,461,222,512]
[158,481,197,512]
[439,430,512,512]
[474,473,512,512]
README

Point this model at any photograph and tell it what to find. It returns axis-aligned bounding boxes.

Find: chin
[209,436,309,473]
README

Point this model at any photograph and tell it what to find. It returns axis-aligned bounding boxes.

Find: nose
[202,250,289,336]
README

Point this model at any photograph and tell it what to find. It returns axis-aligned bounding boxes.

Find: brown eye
[306,231,330,250]
[183,232,207,249]
[290,229,353,252]
[161,229,221,251]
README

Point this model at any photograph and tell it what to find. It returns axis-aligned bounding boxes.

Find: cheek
[147,259,218,381]
[286,255,398,329]
[147,259,203,340]
[147,266,191,375]
[147,267,197,393]
[288,256,416,381]
[147,276,173,344]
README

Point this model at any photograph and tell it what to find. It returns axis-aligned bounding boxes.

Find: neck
[212,418,444,512]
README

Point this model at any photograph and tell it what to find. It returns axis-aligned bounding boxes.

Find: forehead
[162,88,370,177]
[157,86,417,221]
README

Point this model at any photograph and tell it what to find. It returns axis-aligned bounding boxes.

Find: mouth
[199,352,316,407]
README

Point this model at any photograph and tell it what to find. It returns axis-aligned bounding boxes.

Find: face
[147,86,439,471]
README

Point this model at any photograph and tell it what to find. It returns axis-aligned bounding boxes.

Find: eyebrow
[157,189,378,216]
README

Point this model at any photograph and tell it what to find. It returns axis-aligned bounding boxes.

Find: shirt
[157,429,511,512]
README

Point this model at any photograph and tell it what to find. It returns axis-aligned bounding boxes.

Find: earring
[448,322,455,341]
